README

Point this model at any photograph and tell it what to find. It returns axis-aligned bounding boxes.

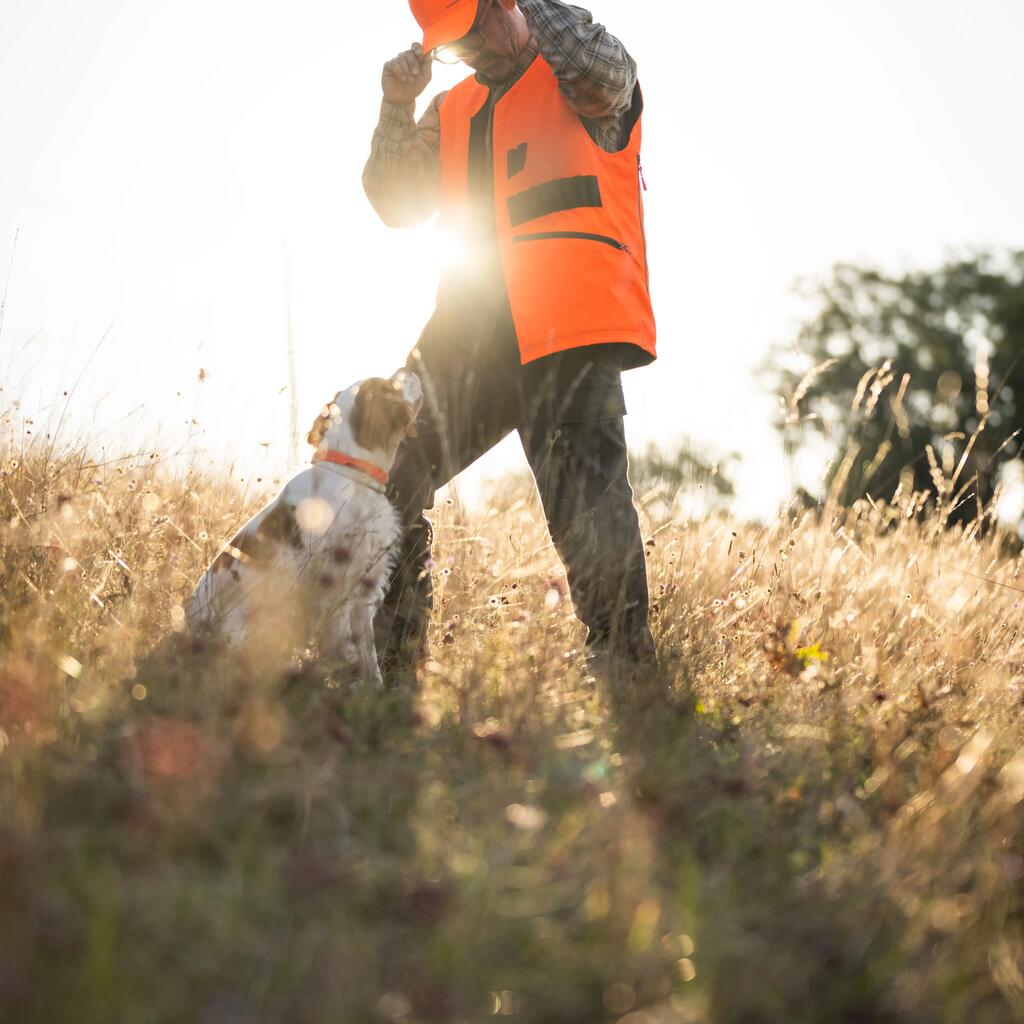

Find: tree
[765,250,1024,524]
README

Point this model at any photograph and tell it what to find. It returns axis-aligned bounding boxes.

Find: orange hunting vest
[438,55,656,366]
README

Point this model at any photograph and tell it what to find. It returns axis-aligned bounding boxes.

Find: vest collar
[312,450,389,493]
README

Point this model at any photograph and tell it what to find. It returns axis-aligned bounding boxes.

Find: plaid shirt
[362,0,638,228]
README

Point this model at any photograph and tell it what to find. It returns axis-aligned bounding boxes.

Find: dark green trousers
[374,278,655,675]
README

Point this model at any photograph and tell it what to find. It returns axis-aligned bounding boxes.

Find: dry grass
[2,430,1024,1024]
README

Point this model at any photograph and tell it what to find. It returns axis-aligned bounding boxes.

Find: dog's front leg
[325,605,358,667]
[353,604,384,690]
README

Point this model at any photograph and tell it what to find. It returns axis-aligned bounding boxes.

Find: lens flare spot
[677,957,697,982]
[295,497,333,534]
[170,605,186,632]
[602,982,635,1014]
[505,803,547,832]
[57,654,82,679]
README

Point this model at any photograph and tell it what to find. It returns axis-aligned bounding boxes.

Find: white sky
[2,0,1023,517]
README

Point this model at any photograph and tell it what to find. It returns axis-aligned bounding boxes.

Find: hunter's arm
[362,92,446,228]
[517,0,638,120]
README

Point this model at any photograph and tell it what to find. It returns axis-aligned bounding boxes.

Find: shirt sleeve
[362,92,446,229]
[517,0,638,121]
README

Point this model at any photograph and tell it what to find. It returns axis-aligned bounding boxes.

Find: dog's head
[307,370,423,459]
[351,371,423,456]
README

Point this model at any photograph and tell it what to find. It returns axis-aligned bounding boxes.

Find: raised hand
[381,42,433,106]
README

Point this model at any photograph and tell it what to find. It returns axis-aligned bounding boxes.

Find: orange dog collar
[313,450,389,486]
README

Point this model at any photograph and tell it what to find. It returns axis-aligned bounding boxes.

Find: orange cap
[410,0,480,53]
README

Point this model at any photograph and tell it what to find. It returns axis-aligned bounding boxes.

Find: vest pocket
[512,230,630,253]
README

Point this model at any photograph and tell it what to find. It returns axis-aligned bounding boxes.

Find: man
[363,0,657,681]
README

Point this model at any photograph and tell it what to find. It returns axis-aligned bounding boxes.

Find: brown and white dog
[186,369,422,686]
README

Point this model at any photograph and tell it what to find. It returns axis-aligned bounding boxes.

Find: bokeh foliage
[766,249,1024,521]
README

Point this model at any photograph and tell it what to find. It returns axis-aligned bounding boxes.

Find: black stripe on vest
[506,175,603,228]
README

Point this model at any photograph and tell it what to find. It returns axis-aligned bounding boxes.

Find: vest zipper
[637,154,650,292]
[513,230,630,253]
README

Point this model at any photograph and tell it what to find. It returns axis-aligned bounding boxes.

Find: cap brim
[422,0,479,53]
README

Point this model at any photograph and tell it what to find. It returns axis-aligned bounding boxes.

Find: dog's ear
[307,401,340,449]
[351,379,415,452]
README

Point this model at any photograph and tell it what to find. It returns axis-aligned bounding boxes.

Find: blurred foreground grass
[2,437,1024,1024]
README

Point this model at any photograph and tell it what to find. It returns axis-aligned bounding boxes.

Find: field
[2,435,1024,1023]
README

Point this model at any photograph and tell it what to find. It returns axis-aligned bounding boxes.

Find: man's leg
[375,436,436,675]
[518,351,656,676]
[375,301,520,675]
